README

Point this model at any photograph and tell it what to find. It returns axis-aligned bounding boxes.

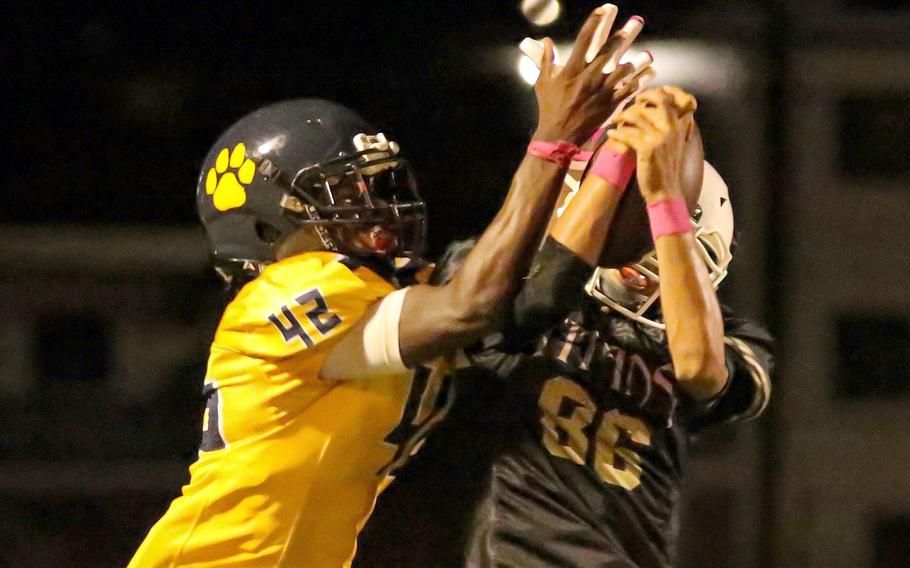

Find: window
[835,315,910,399]
[839,96,910,180]
[35,315,110,383]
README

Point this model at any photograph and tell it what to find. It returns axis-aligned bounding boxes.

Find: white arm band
[320,287,410,380]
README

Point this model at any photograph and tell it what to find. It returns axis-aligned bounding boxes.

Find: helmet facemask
[256,133,428,262]
[585,161,734,330]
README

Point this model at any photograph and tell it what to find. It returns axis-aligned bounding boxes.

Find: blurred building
[0,227,217,566]
[776,2,910,566]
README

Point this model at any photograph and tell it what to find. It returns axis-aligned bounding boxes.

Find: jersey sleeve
[458,333,526,380]
[427,237,594,354]
[504,237,594,351]
[691,307,774,429]
[213,253,396,361]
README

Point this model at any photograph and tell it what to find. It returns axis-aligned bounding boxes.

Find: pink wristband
[573,149,594,164]
[589,149,636,190]
[647,197,692,241]
[587,127,607,145]
[527,140,589,168]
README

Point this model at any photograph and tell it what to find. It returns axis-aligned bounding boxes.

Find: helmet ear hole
[255,222,282,246]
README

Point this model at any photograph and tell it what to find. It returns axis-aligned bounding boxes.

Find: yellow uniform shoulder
[214,252,396,359]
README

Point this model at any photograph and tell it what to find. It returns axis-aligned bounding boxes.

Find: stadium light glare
[515,40,746,96]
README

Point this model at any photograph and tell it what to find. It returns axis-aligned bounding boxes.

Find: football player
[128,7,651,567]
[355,88,773,568]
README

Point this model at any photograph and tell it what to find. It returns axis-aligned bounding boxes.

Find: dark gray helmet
[196,98,427,278]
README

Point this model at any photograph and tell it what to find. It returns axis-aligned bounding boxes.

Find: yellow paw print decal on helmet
[205,142,256,211]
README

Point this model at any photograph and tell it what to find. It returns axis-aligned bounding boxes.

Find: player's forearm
[398,150,565,365]
[453,153,567,314]
[508,172,624,340]
[399,6,644,365]
[541,131,608,237]
[549,175,624,266]
[654,231,728,400]
[506,238,590,349]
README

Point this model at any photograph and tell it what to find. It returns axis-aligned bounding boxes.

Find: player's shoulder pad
[215,252,397,357]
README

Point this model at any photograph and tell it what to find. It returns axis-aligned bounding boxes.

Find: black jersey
[355,307,772,568]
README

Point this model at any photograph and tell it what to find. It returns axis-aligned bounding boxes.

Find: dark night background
[4,1,910,567]
[4,0,736,248]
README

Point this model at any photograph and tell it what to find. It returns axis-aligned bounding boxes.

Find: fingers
[612,67,654,105]
[522,37,565,80]
[523,10,649,83]
[614,100,661,124]
[564,7,609,73]
[599,61,635,89]
[586,18,646,89]
[608,86,697,159]
[656,86,697,114]
[616,62,654,95]
[604,65,655,124]
[636,68,656,90]
[643,98,673,131]
[627,51,654,81]
[614,105,667,135]
[633,88,675,110]
[613,96,688,145]
[607,124,653,155]
[631,87,697,120]
[540,38,556,78]
[519,37,546,68]
[589,48,649,92]
[600,16,644,75]
[584,4,618,64]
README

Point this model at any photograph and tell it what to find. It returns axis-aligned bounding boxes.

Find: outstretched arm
[507,61,653,339]
[502,37,654,339]
[507,136,634,340]
[608,87,727,400]
[398,8,641,366]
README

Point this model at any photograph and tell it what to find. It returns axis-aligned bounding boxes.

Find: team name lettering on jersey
[542,321,678,426]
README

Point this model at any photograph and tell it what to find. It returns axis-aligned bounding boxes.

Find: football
[597,121,704,267]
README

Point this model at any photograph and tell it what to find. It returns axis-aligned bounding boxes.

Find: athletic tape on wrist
[589,149,636,190]
[647,197,692,241]
[587,127,607,144]
[527,140,592,168]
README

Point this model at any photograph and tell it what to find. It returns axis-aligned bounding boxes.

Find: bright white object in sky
[520,0,561,27]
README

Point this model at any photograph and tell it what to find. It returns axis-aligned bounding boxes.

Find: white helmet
[585,161,734,329]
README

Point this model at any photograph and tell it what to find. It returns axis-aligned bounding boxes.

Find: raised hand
[606,86,698,202]
[532,6,649,145]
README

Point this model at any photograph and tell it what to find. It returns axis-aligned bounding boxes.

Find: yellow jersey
[129,251,451,568]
